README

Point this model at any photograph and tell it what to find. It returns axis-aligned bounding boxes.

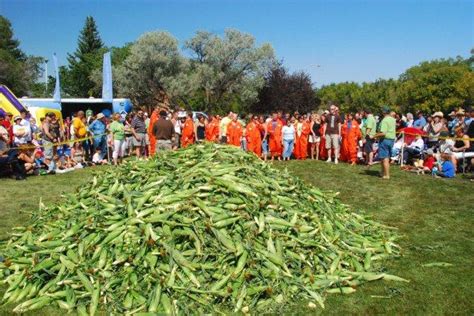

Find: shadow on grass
[362,169,381,177]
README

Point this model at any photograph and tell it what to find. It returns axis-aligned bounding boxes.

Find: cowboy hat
[432,111,444,118]
[456,109,465,116]
[96,113,105,119]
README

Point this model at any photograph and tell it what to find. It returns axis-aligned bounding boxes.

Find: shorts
[378,138,395,159]
[43,140,54,159]
[325,134,340,150]
[174,134,180,148]
[132,133,147,147]
[364,136,375,153]
[157,139,172,151]
[309,135,320,143]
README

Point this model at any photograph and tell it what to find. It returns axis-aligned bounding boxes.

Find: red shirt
[423,156,436,170]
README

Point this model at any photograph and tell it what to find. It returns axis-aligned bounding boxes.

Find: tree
[90,43,133,97]
[0,15,44,96]
[185,29,275,113]
[251,63,315,113]
[315,82,361,112]
[64,16,104,97]
[0,16,25,61]
[397,58,472,113]
[114,31,191,111]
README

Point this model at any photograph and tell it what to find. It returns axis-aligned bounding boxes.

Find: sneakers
[326,158,331,163]
[334,159,339,164]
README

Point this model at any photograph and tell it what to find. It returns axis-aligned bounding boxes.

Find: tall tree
[251,63,315,114]
[0,16,25,61]
[90,43,133,97]
[114,31,191,111]
[0,15,44,96]
[185,29,275,113]
[65,16,104,97]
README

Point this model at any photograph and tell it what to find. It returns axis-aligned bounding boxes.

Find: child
[434,153,455,178]
[92,148,108,165]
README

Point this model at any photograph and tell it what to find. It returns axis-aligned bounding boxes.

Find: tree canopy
[0,15,44,97]
[185,29,275,113]
[315,58,473,114]
[251,63,315,114]
[63,16,105,97]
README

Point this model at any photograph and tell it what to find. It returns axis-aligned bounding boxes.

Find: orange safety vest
[266,120,283,155]
[181,118,195,148]
[341,120,361,163]
[246,121,262,156]
[226,121,243,146]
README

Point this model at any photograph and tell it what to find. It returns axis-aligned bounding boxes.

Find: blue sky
[1,0,472,86]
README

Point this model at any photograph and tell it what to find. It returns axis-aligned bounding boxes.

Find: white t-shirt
[408,138,424,150]
[20,118,31,141]
[282,125,295,141]
[13,124,29,145]
[92,152,101,163]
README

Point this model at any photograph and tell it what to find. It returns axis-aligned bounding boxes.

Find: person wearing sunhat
[12,115,29,146]
[452,109,466,134]
[89,113,108,160]
[375,106,397,179]
[426,111,445,148]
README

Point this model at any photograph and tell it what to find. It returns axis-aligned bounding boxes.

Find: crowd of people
[1,104,473,180]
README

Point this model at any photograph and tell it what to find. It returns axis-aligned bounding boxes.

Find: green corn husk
[0,143,403,314]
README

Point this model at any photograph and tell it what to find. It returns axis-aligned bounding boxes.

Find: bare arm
[43,124,55,141]
[452,136,470,152]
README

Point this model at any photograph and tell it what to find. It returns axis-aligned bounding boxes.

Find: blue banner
[102,52,113,102]
[53,53,61,102]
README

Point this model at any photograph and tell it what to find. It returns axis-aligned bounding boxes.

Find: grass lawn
[0,162,473,315]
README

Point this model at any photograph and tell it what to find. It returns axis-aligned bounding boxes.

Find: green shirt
[110,121,125,140]
[379,116,396,140]
[363,114,376,138]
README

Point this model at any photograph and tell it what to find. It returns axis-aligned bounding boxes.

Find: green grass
[0,162,473,315]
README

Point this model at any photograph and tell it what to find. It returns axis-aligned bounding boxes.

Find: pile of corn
[0,143,404,314]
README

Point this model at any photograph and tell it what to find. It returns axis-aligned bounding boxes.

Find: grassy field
[0,162,473,315]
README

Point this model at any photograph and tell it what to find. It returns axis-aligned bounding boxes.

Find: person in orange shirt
[147,106,160,155]
[294,115,311,159]
[340,113,362,165]
[226,114,243,146]
[246,115,262,156]
[266,112,283,160]
[180,112,195,148]
[205,115,220,142]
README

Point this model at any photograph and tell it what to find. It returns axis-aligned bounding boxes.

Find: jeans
[403,147,421,163]
[157,140,172,151]
[262,139,269,154]
[0,149,25,178]
[241,138,247,151]
[283,139,294,159]
[93,136,107,160]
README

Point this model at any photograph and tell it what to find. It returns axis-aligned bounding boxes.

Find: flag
[102,52,113,102]
[53,53,61,102]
